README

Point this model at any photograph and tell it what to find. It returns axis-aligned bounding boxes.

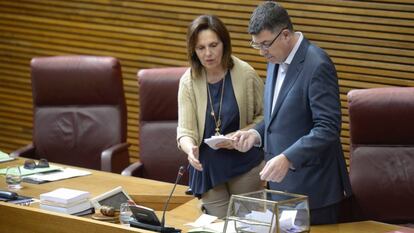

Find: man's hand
[215,139,235,149]
[260,154,291,182]
[188,146,203,171]
[231,130,259,152]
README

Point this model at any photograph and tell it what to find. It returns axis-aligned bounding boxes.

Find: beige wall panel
[0,0,413,167]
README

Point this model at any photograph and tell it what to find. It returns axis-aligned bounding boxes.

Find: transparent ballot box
[224,189,310,233]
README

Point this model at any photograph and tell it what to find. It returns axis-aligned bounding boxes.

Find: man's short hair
[248,1,293,35]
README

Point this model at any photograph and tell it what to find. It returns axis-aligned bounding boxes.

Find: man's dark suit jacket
[255,37,352,209]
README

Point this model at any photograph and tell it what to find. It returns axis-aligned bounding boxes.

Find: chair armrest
[121,161,144,177]
[10,143,36,158]
[101,142,130,173]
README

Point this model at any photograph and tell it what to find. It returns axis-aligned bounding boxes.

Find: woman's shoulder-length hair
[186,14,234,78]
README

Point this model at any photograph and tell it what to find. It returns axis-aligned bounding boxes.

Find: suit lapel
[264,63,278,123]
[269,38,309,124]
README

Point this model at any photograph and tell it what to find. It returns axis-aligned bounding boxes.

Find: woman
[177,15,264,218]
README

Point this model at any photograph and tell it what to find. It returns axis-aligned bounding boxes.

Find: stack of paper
[40,188,92,215]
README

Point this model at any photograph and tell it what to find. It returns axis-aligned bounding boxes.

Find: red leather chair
[122,67,189,185]
[347,87,414,223]
[11,56,130,174]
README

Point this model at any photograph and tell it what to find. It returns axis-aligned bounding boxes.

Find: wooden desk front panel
[0,201,152,233]
[0,159,409,233]
[0,159,195,232]
[0,159,192,210]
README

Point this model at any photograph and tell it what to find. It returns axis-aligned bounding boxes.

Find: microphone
[130,166,185,233]
[160,165,185,230]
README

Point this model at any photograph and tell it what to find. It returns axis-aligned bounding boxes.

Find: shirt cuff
[248,129,262,147]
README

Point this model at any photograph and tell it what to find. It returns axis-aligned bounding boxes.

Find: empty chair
[347,87,414,223]
[11,56,130,173]
[122,67,189,185]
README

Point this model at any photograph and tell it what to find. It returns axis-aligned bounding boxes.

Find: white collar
[283,32,303,65]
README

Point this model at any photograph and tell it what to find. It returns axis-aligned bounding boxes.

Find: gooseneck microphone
[130,166,185,233]
[160,166,185,231]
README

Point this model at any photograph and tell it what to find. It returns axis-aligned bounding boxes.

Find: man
[232,1,352,224]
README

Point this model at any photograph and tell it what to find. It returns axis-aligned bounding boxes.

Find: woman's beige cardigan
[177,56,264,147]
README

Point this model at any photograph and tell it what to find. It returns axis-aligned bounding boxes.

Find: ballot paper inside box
[224,189,310,233]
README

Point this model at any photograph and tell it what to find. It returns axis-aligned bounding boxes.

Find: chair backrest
[347,87,414,223]
[31,55,128,171]
[138,67,189,184]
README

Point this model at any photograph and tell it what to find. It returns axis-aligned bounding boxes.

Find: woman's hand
[188,146,203,171]
[179,137,203,171]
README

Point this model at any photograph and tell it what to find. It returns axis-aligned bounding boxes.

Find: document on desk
[0,150,14,163]
[0,165,62,176]
[185,214,218,228]
[186,214,237,233]
[24,168,91,183]
[188,220,237,233]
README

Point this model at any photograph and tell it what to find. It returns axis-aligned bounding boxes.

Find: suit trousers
[310,202,339,225]
[201,161,265,218]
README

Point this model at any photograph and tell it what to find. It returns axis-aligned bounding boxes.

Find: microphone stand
[130,166,185,233]
[160,166,185,230]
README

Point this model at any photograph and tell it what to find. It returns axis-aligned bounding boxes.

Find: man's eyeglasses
[24,159,49,170]
[250,27,287,50]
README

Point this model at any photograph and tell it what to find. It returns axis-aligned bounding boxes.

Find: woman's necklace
[206,72,226,136]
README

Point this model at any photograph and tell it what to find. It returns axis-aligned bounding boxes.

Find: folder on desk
[23,168,91,184]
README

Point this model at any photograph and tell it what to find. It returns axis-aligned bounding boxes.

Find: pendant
[211,111,215,117]
[215,127,220,136]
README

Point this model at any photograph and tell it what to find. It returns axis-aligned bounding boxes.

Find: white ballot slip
[204,135,234,150]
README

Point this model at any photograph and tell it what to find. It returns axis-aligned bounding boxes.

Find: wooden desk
[311,221,412,233]
[0,158,195,233]
[1,159,411,233]
[168,198,412,233]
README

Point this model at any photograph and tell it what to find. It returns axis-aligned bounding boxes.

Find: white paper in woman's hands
[204,135,233,150]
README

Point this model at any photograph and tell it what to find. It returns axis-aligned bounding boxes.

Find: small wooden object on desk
[92,205,119,223]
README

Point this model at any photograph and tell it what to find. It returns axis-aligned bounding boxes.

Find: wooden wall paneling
[0,0,413,168]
